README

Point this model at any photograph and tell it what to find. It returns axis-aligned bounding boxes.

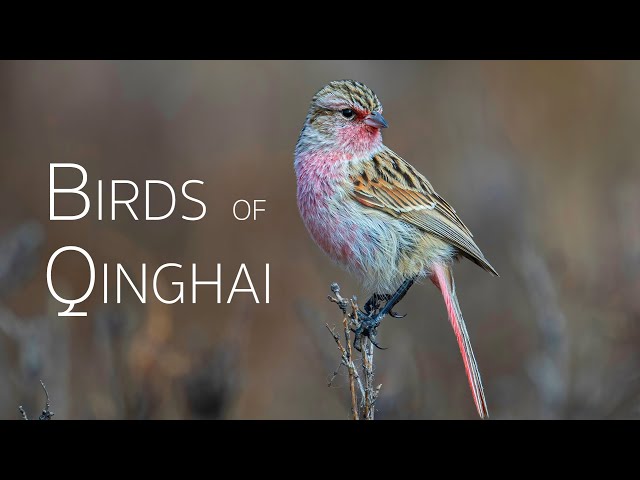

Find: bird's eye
[341,109,354,119]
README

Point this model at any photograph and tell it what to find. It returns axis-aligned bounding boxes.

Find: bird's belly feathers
[297,180,454,293]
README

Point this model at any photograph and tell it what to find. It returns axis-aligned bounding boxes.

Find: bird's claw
[353,333,362,352]
[363,295,382,316]
[368,334,387,350]
[364,293,406,319]
[352,311,386,351]
[341,279,416,352]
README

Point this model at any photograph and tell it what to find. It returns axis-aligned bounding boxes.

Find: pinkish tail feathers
[431,264,489,419]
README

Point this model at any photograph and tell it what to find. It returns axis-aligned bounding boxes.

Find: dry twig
[326,283,381,420]
[18,380,54,420]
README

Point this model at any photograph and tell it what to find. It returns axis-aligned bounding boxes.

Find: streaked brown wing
[349,149,498,276]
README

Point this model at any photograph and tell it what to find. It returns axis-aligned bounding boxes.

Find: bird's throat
[336,125,383,159]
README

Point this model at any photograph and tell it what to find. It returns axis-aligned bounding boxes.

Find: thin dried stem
[18,405,28,420]
[361,337,373,419]
[342,314,359,420]
[325,323,360,420]
[39,380,54,420]
[18,380,54,420]
[326,283,380,420]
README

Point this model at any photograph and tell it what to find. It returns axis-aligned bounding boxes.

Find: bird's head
[297,80,387,158]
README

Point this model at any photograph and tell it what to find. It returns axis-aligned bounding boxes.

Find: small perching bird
[294,80,498,419]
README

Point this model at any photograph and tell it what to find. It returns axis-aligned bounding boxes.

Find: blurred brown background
[0,60,639,419]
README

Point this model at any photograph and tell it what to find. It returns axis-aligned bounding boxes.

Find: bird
[294,79,498,419]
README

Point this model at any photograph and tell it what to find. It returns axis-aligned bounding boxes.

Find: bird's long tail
[431,263,488,419]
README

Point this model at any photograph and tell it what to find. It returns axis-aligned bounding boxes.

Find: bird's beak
[364,111,388,129]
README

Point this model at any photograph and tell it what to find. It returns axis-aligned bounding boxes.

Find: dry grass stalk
[18,380,54,420]
[327,283,381,420]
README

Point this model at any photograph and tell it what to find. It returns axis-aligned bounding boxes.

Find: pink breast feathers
[295,152,360,268]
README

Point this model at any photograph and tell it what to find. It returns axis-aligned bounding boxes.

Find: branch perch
[18,380,55,420]
[326,283,381,420]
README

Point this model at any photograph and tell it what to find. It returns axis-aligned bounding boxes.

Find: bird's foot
[362,294,383,316]
[353,289,412,350]
[352,310,387,352]
[363,293,407,319]
[388,309,407,319]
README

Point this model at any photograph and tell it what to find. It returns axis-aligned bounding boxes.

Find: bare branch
[325,322,359,420]
[18,380,54,420]
[325,283,381,420]
[38,380,54,420]
[18,405,28,420]
[327,361,342,387]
